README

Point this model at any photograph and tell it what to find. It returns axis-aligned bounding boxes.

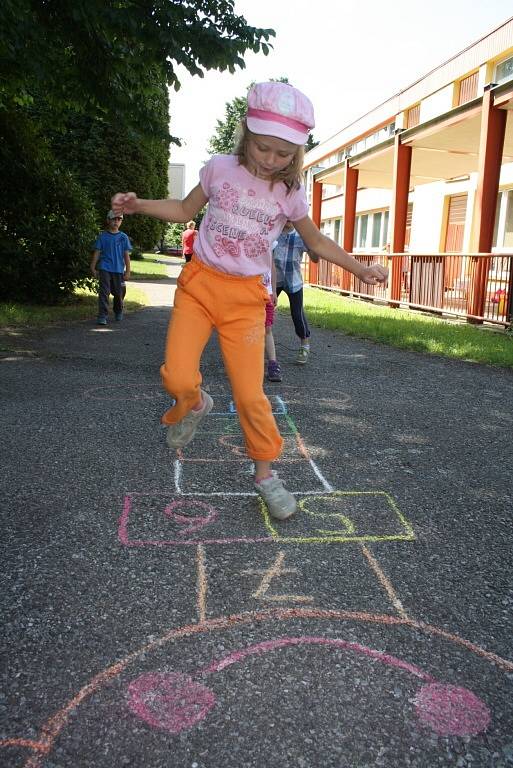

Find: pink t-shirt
[196,154,308,277]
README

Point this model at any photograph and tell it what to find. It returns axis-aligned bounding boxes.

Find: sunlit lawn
[278,286,513,369]
[0,253,170,329]
[130,254,170,280]
[0,284,147,329]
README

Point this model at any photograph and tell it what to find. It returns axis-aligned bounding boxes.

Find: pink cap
[246,82,315,146]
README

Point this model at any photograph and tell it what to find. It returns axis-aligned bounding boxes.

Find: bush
[0,111,98,303]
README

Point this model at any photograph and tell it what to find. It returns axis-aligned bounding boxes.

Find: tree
[52,80,171,251]
[208,94,249,155]
[0,1,275,136]
[0,111,98,303]
[208,78,319,155]
[0,1,275,302]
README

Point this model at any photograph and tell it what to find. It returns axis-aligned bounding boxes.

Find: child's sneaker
[295,346,310,364]
[166,390,213,449]
[254,471,296,520]
[97,316,107,325]
[115,312,123,321]
[267,360,282,382]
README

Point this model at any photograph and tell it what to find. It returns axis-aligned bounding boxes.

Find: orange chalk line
[0,739,47,752]
[196,544,207,623]
[242,551,314,604]
[294,430,310,461]
[5,606,512,766]
[360,544,410,620]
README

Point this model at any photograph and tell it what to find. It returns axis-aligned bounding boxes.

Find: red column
[389,133,412,303]
[342,161,358,290]
[309,180,322,284]
[468,86,507,321]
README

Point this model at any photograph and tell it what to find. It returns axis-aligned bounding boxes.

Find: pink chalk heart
[414,682,490,736]
[127,672,215,733]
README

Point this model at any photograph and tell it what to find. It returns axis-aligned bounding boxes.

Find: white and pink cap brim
[246,109,310,145]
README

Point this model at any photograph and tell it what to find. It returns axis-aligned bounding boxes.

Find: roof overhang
[313,82,513,191]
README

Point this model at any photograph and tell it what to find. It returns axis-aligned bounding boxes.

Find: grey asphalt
[1,259,513,768]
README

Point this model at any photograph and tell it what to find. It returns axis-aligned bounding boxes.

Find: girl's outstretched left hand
[360,264,389,285]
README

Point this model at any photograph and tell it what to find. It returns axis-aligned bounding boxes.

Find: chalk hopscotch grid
[119,394,415,547]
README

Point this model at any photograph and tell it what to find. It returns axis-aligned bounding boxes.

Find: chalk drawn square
[178,432,304,464]
[259,491,415,544]
[175,452,326,494]
[119,492,273,547]
[208,394,287,416]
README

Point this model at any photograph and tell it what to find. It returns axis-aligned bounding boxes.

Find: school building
[303,16,513,325]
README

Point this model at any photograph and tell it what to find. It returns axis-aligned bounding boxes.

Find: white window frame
[353,209,390,252]
[494,55,513,85]
[492,188,513,254]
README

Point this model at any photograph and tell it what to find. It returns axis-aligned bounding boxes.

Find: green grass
[130,254,170,280]
[277,286,513,369]
[0,253,169,329]
[0,284,148,329]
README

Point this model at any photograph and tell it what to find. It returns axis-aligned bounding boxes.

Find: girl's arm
[294,216,388,285]
[111,184,208,224]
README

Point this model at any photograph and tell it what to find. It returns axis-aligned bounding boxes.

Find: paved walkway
[1,267,513,767]
[134,254,180,308]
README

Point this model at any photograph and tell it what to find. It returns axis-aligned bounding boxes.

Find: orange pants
[160,257,284,462]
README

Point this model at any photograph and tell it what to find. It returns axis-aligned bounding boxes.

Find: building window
[353,210,390,251]
[334,219,341,245]
[444,194,467,253]
[406,105,420,129]
[322,184,341,200]
[495,55,513,85]
[384,210,390,247]
[358,215,369,248]
[371,212,382,248]
[493,189,513,251]
[457,72,478,106]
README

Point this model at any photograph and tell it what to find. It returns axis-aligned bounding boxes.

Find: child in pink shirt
[112,81,388,521]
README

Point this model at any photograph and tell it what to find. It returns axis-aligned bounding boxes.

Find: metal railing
[304,252,513,326]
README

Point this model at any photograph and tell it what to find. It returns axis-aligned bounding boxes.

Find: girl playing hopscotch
[112,81,388,521]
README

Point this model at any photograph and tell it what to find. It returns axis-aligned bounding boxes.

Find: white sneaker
[296,346,310,364]
[255,471,296,520]
[166,390,213,449]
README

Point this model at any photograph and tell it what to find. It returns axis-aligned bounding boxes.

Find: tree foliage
[51,81,170,251]
[0,0,274,135]
[0,111,98,303]
[0,1,275,302]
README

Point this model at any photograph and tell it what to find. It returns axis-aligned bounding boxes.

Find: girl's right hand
[111,192,139,215]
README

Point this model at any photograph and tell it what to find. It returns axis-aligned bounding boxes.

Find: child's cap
[246,82,315,146]
[107,209,123,220]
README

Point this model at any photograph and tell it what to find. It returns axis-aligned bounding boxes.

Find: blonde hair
[233,120,304,193]
[186,220,195,229]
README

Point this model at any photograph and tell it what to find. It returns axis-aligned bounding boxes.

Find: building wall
[305,18,513,259]
[419,84,454,123]
[168,163,185,199]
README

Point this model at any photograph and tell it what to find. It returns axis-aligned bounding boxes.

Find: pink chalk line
[127,636,491,737]
[118,494,273,546]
